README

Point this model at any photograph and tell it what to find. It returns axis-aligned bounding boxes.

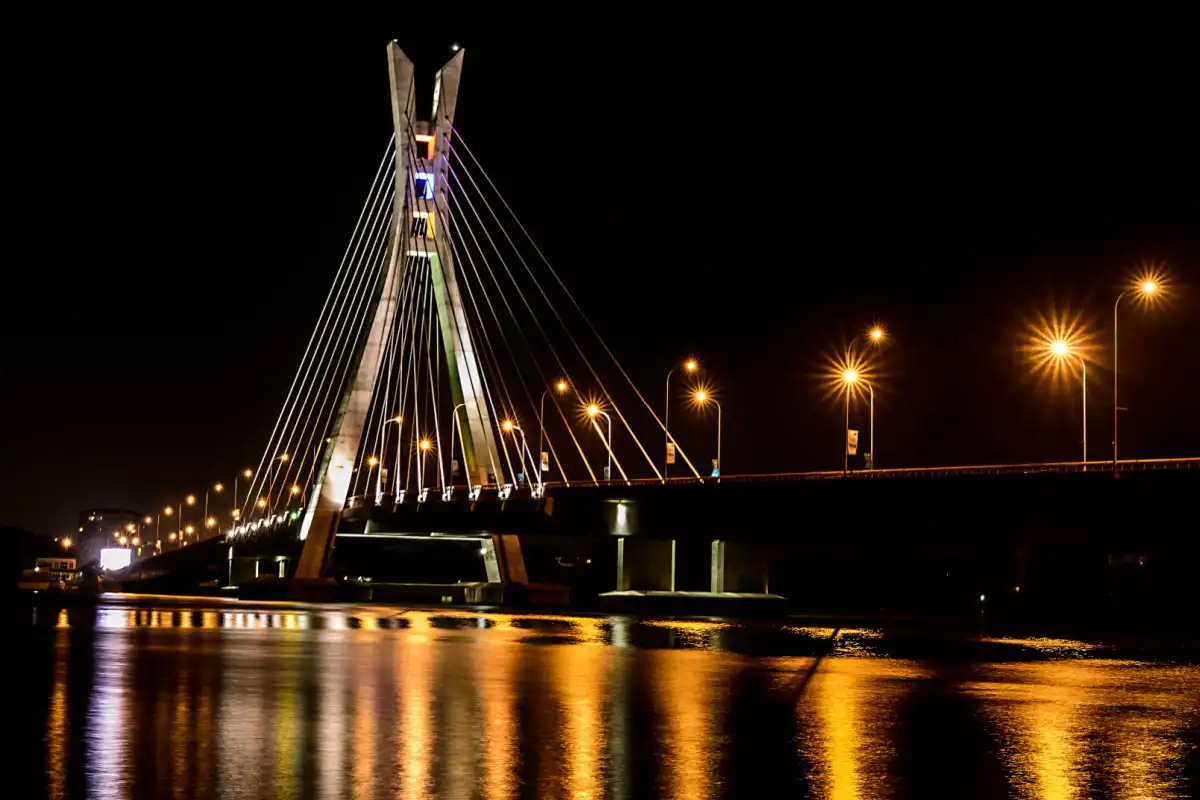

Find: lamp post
[587,404,613,481]
[538,381,569,477]
[840,369,861,476]
[236,468,252,516]
[1049,339,1088,466]
[365,455,379,499]
[665,359,698,477]
[693,389,722,480]
[159,507,172,549]
[418,439,433,492]
[501,419,538,490]
[866,326,886,468]
[179,495,195,545]
[1113,277,1161,470]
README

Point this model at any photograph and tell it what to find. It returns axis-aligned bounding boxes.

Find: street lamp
[1113,272,1165,470]
[61,537,72,550]
[840,368,860,476]
[586,403,613,481]
[538,380,569,477]
[1046,338,1088,466]
[864,324,887,469]
[665,359,699,477]
[365,455,379,498]
[501,419,539,490]
[417,439,433,492]
[692,388,722,480]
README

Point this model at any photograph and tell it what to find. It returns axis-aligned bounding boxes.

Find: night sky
[2,5,1197,537]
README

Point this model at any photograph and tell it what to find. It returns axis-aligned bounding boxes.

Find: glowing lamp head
[1140,280,1158,295]
[143,516,152,525]
[684,359,698,373]
[243,468,253,479]
[390,415,404,423]
[501,419,515,433]
[842,369,860,384]
[869,326,885,343]
[257,498,267,509]
[586,404,600,417]
[231,509,241,520]
[185,495,196,505]
[61,537,72,549]
[1050,340,1070,358]
[213,483,224,493]
[125,523,136,532]
[367,455,379,467]
[694,389,709,404]
[118,536,127,545]
[131,536,140,546]
[279,453,289,462]
[169,533,177,541]
[419,439,433,452]
[290,485,301,495]
[556,380,568,394]
[185,525,195,535]
[205,517,216,528]
[163,506,174,515]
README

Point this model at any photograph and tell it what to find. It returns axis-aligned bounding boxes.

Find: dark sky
[2,5,1197,536]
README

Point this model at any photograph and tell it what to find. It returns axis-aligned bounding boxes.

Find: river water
[10,596,1200,799]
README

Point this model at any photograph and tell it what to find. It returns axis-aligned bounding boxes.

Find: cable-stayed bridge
[124,43,1198,608]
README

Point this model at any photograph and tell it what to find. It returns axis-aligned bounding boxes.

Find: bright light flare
[1129,265,1168,308]
[367,455,379,467]
[185,495,196,505]
[868,325,886,343]
[419,438,433,452]
[243,468,253,479]
[143,516,152,525]
[684,359,699,373]
[125,523,136,532]
[279,453,289,462]
[1023,310,1094,386]
[169,532,177,541]
[205,517,216,528]
[290,485,301,495]
[213,483,224,492]
[61,537,72,549]
[821,349,875,402]
[689,384,718,411]
[501,419,515,432]
[555,380,569,394]
[257,498,267,509]
[185,525,195,535]
[163,506,174,515]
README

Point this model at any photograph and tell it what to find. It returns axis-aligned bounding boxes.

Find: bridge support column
[480,535,529,585]
[711,540,769,594]
[617,538,676,591]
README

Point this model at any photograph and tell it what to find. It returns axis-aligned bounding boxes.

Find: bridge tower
[294,43,505,579]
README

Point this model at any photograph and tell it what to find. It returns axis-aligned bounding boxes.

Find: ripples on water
[11,596,1200,799]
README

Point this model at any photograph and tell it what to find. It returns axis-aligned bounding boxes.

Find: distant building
[76,508,144,566]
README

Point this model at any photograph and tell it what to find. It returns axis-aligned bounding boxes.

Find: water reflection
[25,601,1200,799]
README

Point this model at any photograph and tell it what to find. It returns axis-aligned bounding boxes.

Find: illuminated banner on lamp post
[540,451,549,473]
[847,430,859,456]
[666,442,676,465]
